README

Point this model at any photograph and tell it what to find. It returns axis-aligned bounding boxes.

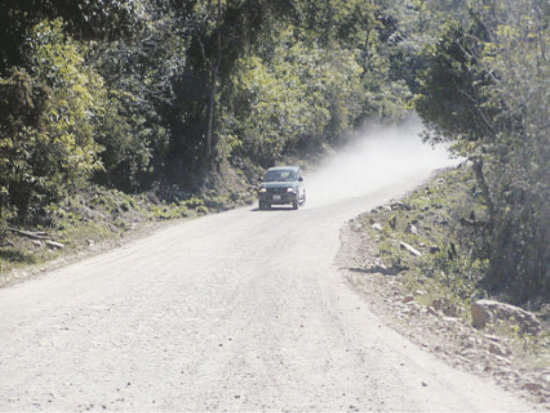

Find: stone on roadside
[427,306,440,317]
[488,342,509,356]
[391,201,412,211]
[523,383,543,393]
[399,241,422,257]
[483,334,501,343]
[470,299,542,334]
[371,223,383,231]
[403,295,415,303]
[471,302,492,329]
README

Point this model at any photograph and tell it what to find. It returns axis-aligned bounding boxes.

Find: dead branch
[7,227,52,241]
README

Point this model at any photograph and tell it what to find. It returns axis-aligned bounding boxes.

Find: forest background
[0,0,548,303]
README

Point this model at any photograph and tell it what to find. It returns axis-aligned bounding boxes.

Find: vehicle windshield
[264,169,297,182]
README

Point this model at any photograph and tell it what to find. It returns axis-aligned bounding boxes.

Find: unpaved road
[0,134,535,411]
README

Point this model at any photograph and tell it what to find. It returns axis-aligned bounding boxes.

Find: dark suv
[258,166,306,210]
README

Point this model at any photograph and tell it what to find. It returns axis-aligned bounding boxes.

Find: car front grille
[267,187,287,194]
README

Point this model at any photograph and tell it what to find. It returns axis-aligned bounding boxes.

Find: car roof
[266,166,300,172]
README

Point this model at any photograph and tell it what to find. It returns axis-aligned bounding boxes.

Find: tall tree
[0,20,106,219]
[0,0,141,74]
[414,0,549,300]
[162,0,294,184]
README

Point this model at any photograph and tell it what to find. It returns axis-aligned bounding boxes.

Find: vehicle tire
[292,200,299,210]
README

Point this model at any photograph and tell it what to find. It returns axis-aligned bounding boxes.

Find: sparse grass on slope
[351,162,549,365]
[0,183,255,286]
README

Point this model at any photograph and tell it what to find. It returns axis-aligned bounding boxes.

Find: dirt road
[0,131,535,411]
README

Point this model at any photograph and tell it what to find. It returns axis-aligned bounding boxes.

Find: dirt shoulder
[336,166,550,410]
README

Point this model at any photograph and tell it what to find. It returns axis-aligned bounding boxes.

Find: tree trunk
[471,156,494,227]
[204,0,222,170]
[206,68,216,162]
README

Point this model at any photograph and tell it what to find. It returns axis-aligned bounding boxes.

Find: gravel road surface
[0,131,534,411]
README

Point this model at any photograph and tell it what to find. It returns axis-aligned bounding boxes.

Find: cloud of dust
[305,116,460,208]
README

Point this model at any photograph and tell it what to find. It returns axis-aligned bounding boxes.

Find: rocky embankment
[338,166,550,409]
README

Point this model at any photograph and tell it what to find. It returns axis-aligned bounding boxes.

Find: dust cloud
[305,116,460,208]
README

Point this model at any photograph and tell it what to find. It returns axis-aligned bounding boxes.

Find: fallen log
[7,227,52,241]
[46,240,65,250]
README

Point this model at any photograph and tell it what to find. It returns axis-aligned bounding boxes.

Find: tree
[473,0,549,299]
[162,0,296,185]
[226,29,369,167]
[90,11,184,192]
[414,0,549,301]
[0,0,142,75]
[0,19,106,219]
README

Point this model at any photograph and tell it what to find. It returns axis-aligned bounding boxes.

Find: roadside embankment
[338,163,550,408]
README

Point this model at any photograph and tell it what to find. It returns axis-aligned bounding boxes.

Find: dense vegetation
[0,1,547,302]
[414,0,549,302]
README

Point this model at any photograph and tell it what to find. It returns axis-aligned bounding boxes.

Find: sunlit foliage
[1,20,105,219]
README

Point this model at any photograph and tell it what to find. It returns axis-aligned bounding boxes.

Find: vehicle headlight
[258,187,267,193]
[287,187,297,193]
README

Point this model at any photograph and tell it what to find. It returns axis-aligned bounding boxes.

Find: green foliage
[0,68,47,218]
[0,0,470,219]
[94,91,155,191]
[222,6,413,167]
[27,19,105,182]
[228,44,343,165]
[473,0,549,300]
[159,0,414,186]
[0,20,106,220]
[413,0,549,302]
[414,19,492,147]
[0,20,109,218]
[0,0,142,74]
[90,16,183,191]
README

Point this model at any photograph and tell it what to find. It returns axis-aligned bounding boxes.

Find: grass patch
[0,248,38,265]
